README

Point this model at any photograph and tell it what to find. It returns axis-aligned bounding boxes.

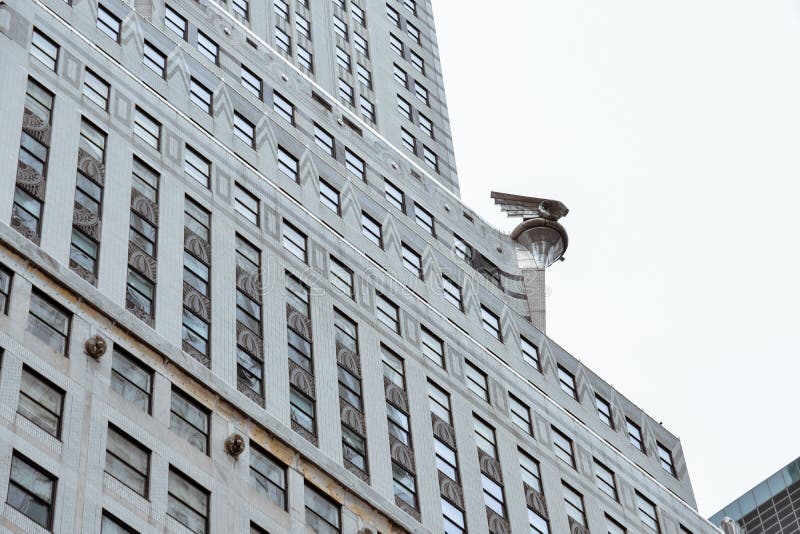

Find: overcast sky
[431,0,800,516]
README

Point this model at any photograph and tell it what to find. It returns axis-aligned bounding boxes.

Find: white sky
[432,0,800,516]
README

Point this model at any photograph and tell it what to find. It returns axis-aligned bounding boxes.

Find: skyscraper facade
[0,0,718,532]
[710,457,800,533]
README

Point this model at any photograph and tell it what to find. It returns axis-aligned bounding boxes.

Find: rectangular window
[393,462,417,510]
[273,91,294,123]
[28,289,70,355]
[102,512,137,533]
[453,234,472,261]
[336,46,351,72]
[375,184,404,219]
[352,3,366,26]
[305,485,341,534]
[111,348,153,413]
[132,156,159,202]
[606,515,627,534]
[360,98,375,123]
[414,81,429,105]
[420,327,444,367]
[658,443,676,476]
[17,366,64,438]
[636,492,660,532]
[414,204,435,235]
[401,243,422,278]
[519,451,543,492]
[105,425,150,497]
[353,32,369,57]
[562,482,586,527]
[319,179,340,214]
[31,29,59,71]
[376,292,399,333]
[185,145,211,187]
[273,0,288,19]
[168,468,209,534]
[403,0,416,15]
[290,386,315,435]
[170,388,209,453]
[298,45,313,72]
[314,124,335,156]
[275,27,291,53]
[558,365,577,399]
[197,31,219,64]
[250,444,286,509]
[233,183,260,226]
[83,68,110,110]
[407,21,421,43]
[0,264,11,314]
[509,393,532,435]
[333,15,348,40]
[165,5,188,39]
[241,64,263,98]
[401,128,416,153]
[296,14,311,38]
[97,5,122,42]
[389,33,403,56]
[329,257,354,298]
[552,427,575,468]
[361,212,383,247]
[594,459,618,500]
[627,419,645,452]
[521,337,540,370]
[397,95,412,120]
[387,4,400,26]
[282,221,307,263]
[427,380,452,424]
[465,361,488,401]
[423,145,439,172]
[134,107,161,150]
[419,113,434,138]
[344,147,367,182]
[481,305,501,341]
[6,453,56,528]
[188,78,212,113]
[143,41,167,78]
[442,276,462,310]
[234,112,256,148]
[338,78,354,105]
[277,146,299,181]
[596,394,613,427]
[393,63,408,86]
[232,0,249,19]
[127,268,155,322]
[410,49,425,74]
[356,64,372,88]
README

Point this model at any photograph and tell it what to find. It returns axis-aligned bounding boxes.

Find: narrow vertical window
[182,198,211,366]
[167,469,209,534]
[17,367,64,438]
[557,365,578,399]
[234,183,260,225]
[250,444,287,509]
[28,290,70,355]
[111,348,153,413]
[31,29,59,71]
[170,388,210,453]
[6,453,56,528]
[235,236,264,403]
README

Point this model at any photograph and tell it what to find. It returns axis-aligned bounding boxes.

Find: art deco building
[0,0,720,532]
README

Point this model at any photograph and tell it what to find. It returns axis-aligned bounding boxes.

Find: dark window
[18,366,64,438]
[105,425,150,497]
[557,365,577,399]
[28,289,70,355]
[96,5,122,42]
[170,389,210,453]
[6,452,56,528]
[111,347,153,413]
[250,444,286,509]
[0,264,12,314]
[168,468,209,534]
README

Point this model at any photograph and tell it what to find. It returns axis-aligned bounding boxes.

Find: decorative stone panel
[236,264,261,302]
[524,484,548,519]
[486,508,511,534]
[438,471,464,510]
[127,242,157,282]
[431,414,456,449]
[77,148,105,185]
[569,517,590,534]
[478,449,504,485]
[384,376,408,413]
[339,399,366,436]
[288,360,315,399]
[72,201,101,239]
[15,162,46,200]
[131,189,159,225]
[236,322,263,357]
[184,227,210,264]
[286,304,312,338]
[335,341,361,377]
[182,282,211,322]
[22,108,51,145]
[389,436,415,472]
